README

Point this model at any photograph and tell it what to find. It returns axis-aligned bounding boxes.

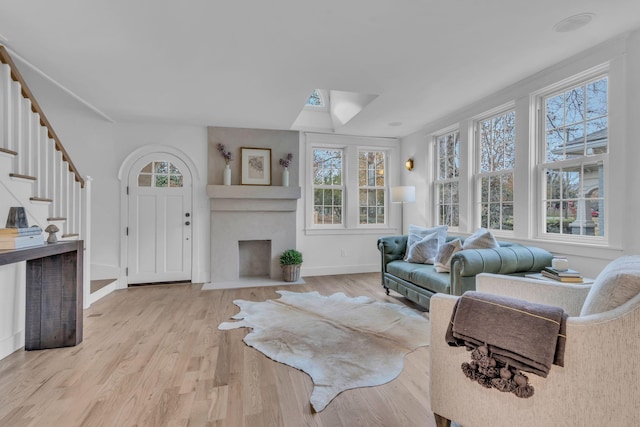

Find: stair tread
[29,197,53,202]
[47,217,67,221]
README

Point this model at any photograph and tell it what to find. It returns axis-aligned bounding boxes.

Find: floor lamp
[391,186,416,234]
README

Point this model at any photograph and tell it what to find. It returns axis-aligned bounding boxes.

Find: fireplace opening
[239,240,271,279]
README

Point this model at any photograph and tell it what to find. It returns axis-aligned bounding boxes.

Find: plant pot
[281,264,301,282]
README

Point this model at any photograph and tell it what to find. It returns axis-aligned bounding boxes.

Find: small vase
[223,164,231,186]
[282,167,289,187]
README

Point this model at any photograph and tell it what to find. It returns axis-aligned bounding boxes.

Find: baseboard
[0,330,24,361]
[87,279,119,306]
[300,264,379,277]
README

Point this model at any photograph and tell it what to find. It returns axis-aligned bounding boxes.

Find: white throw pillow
[580,255,640,316]
[435,239,463,273]
[404,224,448,261]
[462,227,500,250]
[405,232,439,264]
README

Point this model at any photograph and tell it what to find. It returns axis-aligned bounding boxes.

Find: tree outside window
[358,151,386,225]
[435,130,460,227]
[312,148,343,225]
[478,110,515,231]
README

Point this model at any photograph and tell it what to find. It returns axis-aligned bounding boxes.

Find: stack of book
[0,226,44,250]
[540,266,583,283]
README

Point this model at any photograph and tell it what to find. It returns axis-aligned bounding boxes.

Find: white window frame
[304,133,398,235]
[433,128,460,230]
[310,146,345,227]
[474,106,516,235]
[533,65,609,244]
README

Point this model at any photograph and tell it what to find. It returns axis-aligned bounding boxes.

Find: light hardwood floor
[0,273,438,427]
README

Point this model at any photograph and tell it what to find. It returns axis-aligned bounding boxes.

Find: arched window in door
[137,161,184,187]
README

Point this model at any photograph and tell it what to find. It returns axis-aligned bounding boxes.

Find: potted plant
[280,249,303,282]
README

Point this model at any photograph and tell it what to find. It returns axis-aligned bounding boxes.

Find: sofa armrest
[449,245,553,295]
[476,273,591,317]
[377,235,408,272]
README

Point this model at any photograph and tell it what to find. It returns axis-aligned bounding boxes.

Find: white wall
[400,30,640,278]
[13,58,210,285]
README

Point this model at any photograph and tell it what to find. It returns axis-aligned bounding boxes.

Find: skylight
[306,89,324,107]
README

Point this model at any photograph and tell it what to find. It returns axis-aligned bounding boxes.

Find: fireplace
[207,185,301,287]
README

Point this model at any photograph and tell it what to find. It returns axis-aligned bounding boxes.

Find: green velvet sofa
[377,234,553,309]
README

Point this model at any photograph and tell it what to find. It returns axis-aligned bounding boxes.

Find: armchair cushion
[580,255,640,316]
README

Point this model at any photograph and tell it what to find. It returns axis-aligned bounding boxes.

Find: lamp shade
[390,186,416,203]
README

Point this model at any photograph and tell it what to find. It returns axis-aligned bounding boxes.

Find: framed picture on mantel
[241,147,271,185]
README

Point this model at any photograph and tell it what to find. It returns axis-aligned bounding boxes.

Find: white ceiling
[1,0,639,138]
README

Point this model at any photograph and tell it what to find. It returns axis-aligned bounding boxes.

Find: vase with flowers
[279,153,293,187]
[217,143,233,185]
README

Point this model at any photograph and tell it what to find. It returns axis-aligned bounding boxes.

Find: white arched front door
[126,153,192,284]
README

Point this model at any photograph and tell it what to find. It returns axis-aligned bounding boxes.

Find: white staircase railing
[0,45,90,306]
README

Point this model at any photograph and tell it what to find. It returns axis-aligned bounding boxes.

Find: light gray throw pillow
[580,255,640,316]
[435,239,462,273]
[405,232,439,264]
[462,227,500,250]
[404,224,448,262]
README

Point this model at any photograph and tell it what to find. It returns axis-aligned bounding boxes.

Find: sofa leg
[384,286,390,295]
[434,413,451,427]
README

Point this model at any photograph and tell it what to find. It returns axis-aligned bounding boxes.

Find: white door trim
[118,145,201,288]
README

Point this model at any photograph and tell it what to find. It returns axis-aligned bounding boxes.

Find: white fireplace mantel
[207,185,301,212]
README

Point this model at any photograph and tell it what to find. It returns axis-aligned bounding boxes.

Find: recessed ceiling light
[388,121,403,127]
[553,13,594,33]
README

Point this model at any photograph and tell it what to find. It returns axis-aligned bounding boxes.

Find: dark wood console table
[0,240,83,350]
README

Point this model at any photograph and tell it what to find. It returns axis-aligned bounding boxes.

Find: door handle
[185,221,190,226]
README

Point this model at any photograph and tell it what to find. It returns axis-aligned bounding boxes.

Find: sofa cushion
[435,239,462,273]
[462,227,500,250]
[404,225,448,261]
[580,255,640,316]
[405,232,439,264]
[386,261,451,294]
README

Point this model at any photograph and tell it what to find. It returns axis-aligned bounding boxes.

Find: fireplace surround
[207,185,301,287]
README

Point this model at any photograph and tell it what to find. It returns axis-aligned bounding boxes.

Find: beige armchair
[430,266,640,427]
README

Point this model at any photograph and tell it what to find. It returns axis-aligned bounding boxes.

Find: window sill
[304,226,399,236]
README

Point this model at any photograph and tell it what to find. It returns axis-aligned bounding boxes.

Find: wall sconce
[405,158,414,171]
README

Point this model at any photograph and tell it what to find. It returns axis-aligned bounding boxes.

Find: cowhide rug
[218,290,430,412]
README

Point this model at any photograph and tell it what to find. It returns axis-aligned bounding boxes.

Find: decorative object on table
[241,147,271,185]
[540,266,583,282]
[6,206,29,228]
[218,290,430,412]
[0,225,44,250]
[279,248,303,282]
[45,224,60,243]
[551,256,569,271]
[217,143,233,186]
[279,153,293,187]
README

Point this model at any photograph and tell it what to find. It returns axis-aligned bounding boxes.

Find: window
[540,75,607,237]
[306,89,324,107]
[435,130,460,227]
[312,148,343,225]
[138,161,183,188]
[477,110,515,231]
[358,151,386,225]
